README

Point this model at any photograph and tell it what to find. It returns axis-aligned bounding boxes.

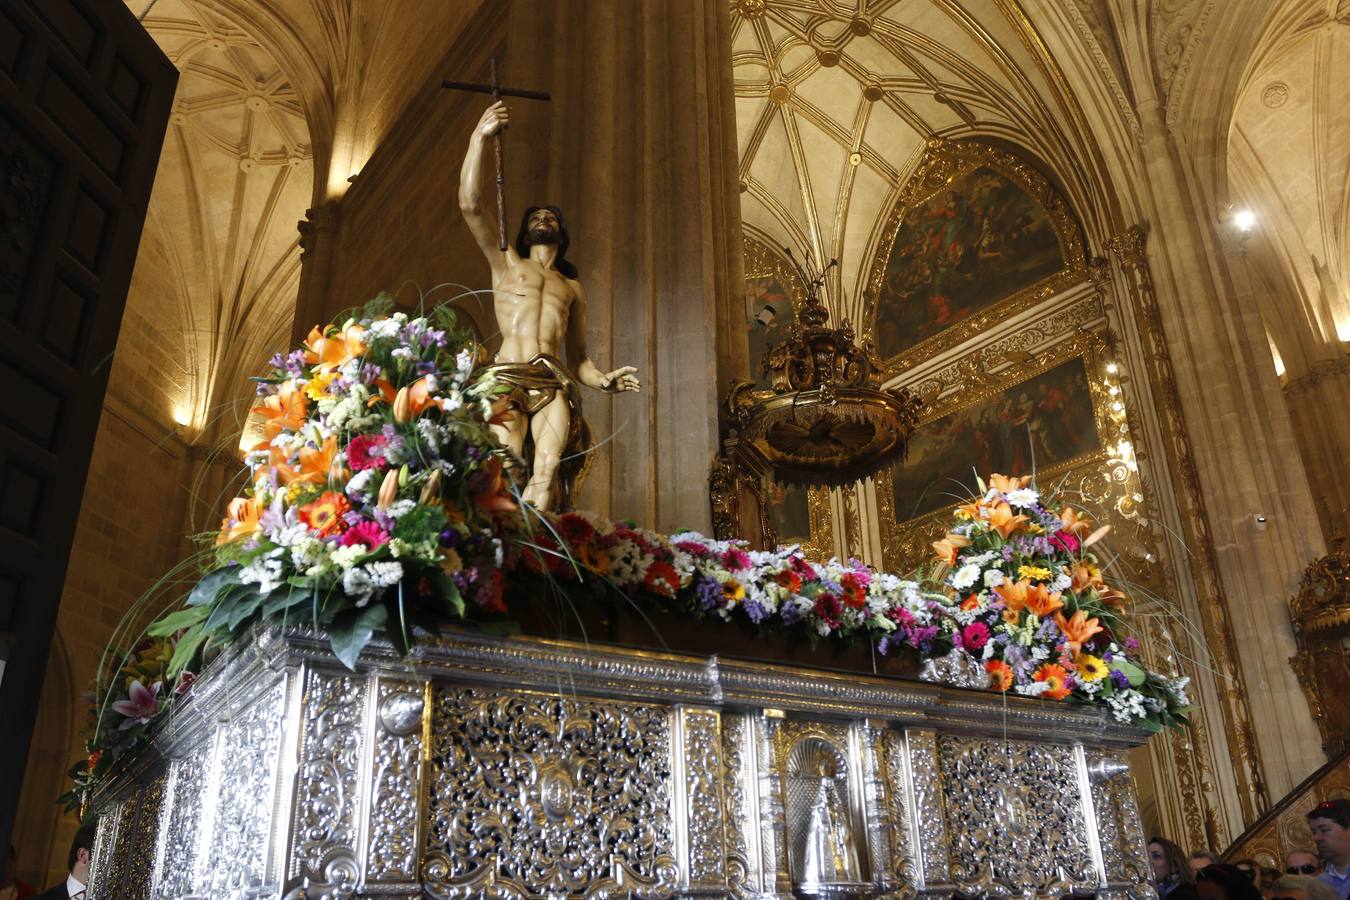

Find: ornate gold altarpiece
[755,141,1265,850]
[84,627,1157,899]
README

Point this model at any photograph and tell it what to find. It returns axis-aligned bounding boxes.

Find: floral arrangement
[72,298,1191,808]
[60,636,193,811]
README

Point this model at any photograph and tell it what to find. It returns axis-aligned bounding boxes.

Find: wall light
[172,406,191,427]
[1233,208,1256,232]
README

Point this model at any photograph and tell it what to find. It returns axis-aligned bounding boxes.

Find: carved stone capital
[1106,224,1149,273]
[297,199,342,260]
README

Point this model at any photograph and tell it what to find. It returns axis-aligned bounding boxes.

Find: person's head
[514,205,577,278]
[1196,863,1265,900]
[1269,874,1339,900]
[1259,866,1281,896]
[1233,859,1258,883]
[1150,836,1195,885]
[1192,851,1220,875]
[1307,799,1350,868]
[67,825,95,881]
[1285,849,1321,876]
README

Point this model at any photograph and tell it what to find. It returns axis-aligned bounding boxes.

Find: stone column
[502,0,747,533]
[1108,2,1327,805]
[291,199,343,345]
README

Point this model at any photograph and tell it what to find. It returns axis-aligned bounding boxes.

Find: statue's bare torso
[494,252,575,363]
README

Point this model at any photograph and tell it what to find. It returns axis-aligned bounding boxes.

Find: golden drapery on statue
[478,353,592,510]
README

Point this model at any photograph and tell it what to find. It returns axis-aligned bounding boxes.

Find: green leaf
[427,569,465,618]
[1110,659,1146,687]
[328,603,388,670]
[147,605,210,636]
[187,567,239,607]
[168,627,210,677]
[226,589,270,632]
[262,585,313,619]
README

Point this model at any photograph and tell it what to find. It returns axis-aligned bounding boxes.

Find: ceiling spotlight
[1233,208,1256,232]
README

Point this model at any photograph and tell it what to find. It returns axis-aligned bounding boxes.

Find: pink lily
[112,679,160,729]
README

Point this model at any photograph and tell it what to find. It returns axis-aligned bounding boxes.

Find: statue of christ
[459,101,640,511]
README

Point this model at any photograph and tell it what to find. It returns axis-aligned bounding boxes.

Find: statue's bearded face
[526,208,560,245]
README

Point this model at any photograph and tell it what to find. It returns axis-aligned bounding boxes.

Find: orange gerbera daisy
[1033,663,1072,700]
[216,496,263,544]
[298,491,350,538]
[986,501,1029,539]
[985,659,1014,692]
[1054,609,1105,654]
[931,532,971,565]
[304,322,366,373]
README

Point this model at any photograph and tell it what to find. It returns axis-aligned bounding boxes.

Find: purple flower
[1110,669,1130,689]
[1123,636,1141,653]
[693,574,722,611]
[743,598,769,623]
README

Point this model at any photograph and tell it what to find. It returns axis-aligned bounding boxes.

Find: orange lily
[995,579,1029,613]
[986,501,1029,538]
[367,377,397,408]
[989,473,1032,493]
[250,382,309,447]
[931,531,972,565]
[1054,609,1105,654]
[304,322,367,374]
[1024,584,1065,618]
[1065,563,1128,608]
[393,376,441,424]
[472,456,518,513]
[217,496,263,544]
[956,500,985,521]
[277,435,343,486]
[1058,506,1093,537]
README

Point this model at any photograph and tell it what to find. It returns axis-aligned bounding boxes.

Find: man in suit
[35,827,93,900]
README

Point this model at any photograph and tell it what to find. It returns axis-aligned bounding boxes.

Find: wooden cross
[442,59,552,251]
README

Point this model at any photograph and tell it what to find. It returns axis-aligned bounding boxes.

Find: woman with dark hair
[1197,863,1267,900]
[1152,836,1199,900]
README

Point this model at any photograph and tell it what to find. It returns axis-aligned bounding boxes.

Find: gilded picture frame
[866,139,1089,379]
[875,331,1117,571]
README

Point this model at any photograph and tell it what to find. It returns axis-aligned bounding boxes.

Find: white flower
[239,557,285,594]
[1106,689,1148,724]
[290,538,324,571]
[391,346,416,361]
[1006,488,1039,508]
[346,468,376,499]
[1015,681,1051,697]
[330,544,366,570]
[368,317,400,339]
[342,567,375,607]
[455,348,476,383]
[385,499,416,519]
[365,561,404,588]
[1050,573,1072,592]
[951,563,981,590]
[1030,644,1049,662]
[982,569,1005,588]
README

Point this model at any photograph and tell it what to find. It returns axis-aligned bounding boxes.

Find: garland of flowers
[69,298,1191,809]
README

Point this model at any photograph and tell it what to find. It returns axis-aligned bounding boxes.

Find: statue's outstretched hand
[599,366,641,393]
[477,101,508,139]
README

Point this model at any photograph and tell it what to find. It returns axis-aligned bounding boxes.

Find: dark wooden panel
[0,0,177,856]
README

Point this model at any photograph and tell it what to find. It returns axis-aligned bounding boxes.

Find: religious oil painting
[744,236,812,542]
[890,356,1100,522]
[873,165,1064,360]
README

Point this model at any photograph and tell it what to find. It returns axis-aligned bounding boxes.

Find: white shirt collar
[65,873,86,897]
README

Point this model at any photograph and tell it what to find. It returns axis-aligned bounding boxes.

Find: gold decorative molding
[1283,354,1350,398]
[1289,544,1350,754]
[865,139,1089,379]
[1109,222,1270,830]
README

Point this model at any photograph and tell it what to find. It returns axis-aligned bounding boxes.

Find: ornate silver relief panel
[200,676,287,897]
[1087,749,1153,892]
[289,669,369,893]
[154,748,211,899]
[365,677,426,886]
[676,707,727,890]
[421,687,679,898]
[936,734,1096,894]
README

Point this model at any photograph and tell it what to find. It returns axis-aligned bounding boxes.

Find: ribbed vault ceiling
[731,0,1084,331]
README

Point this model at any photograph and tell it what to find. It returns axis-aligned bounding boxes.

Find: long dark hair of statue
[515,205,578,279]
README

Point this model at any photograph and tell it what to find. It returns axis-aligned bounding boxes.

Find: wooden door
[0,0,176,851]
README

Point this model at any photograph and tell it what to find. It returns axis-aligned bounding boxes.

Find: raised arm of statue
[565,280,641,394]
[459,102,509,272]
